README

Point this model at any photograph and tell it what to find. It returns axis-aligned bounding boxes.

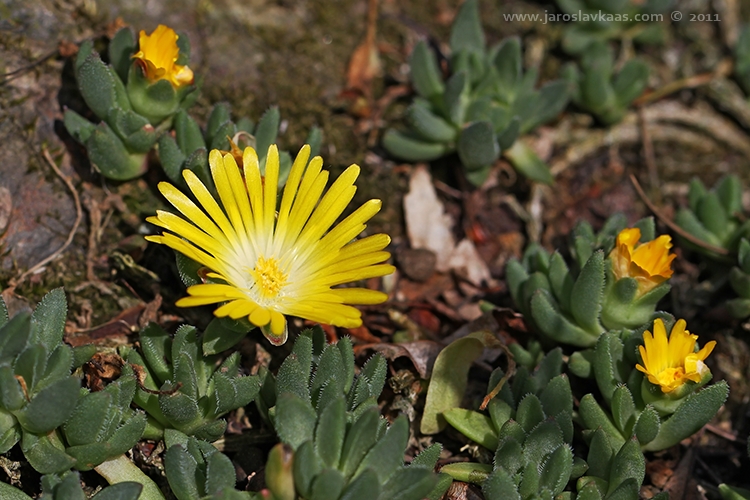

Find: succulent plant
[563,41,649,125]
[58,369,147,472]
[64,26,199,180]
[0,471,144,500]
[158,104,322,192]
[443,348,573,449]
[727,238,750,318]
[383,0,569,185]
[506,215,672,346]
[575,430,646,500]
[578,325,728,452]
[121,320,261,443]
[259,327,449,500]
[0,289,88,474]
[556,0,674,55]
[165,435,251,500]
[438,349,579,499]
[675,175,750,261]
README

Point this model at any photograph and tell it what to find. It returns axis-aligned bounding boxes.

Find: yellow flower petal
[637,318,715,393]
[132,24,193,88]
[609,227,676,295]
[147,145,394,344]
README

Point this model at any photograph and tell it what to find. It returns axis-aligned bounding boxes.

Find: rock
[397,247,437,282]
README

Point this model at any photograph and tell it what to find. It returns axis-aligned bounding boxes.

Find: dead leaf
[357,340,443,379]
[665,447,699,500]
[342,0,381,112]
[83,351,125,392]
[448,239,492,287]
[404,165,456,271]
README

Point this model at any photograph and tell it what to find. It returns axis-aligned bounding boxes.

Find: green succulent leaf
[503,140,553,185]
[354,414,409,483]
[633,405,660,445]
[483,467,522,500]
[643,381,729,451]
[449,0,485,55]
[443,408,499,450]
[571,250,605,334]
[381,465,440,500]
[276,392,317,451]
[16,376,80,434]
[382,129,450,162]
[457,121,499,173]
[255,107,281,168]
[30,288,67,350]
[410,41,445,100]
[607,438,645,495]
[315,396,346,468]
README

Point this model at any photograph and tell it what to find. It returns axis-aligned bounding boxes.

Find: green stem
[95,454,165,500]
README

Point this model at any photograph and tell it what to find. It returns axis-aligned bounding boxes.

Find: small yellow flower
[146,145,395,345]
[610,227,676,294]
[636,318,716,393]
[132,25,194,87]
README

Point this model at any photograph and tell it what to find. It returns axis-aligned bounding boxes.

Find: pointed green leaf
[449,0,484,55]
[340,408,381,478]
[31,288,67,349]
[483,468,521,500]
[315,396,345,468]
[530,290,598,347]
[339,468,381,500]
[275,392,317,451]
[164,444,200,500]
[571,250,605,334]
[381,465,439,500]
[539,444,574,494]
[255,107,280,166]
[586,428,613,480]
[355,415,409,483]
[579,394,626,451]
[611,385,636,436]
[17,376,80,434]
[607,438,645,495]
[643,382,729,451]
[310,468,345,500]
[410,42,445,100]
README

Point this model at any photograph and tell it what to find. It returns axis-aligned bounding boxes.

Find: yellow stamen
[249,256,288,300]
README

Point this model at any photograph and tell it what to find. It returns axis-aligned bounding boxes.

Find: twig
[479,341,515,411]
[705,423,746,444]
[9,148,83,288]
[633,59,733,106]
[629,174,730,256]
[0,50,58,85]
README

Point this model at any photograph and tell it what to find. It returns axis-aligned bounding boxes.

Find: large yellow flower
[636,318,716,393]
[609,227,676,294]
[146,145,395,345]
[132,25,194,87]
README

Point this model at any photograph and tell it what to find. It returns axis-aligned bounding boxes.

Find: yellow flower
[146,145,395,345]
[609,227,676,294]
[132,25,194,87]
[636,318,716,393]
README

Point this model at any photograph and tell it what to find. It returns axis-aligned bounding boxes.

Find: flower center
[250,256,288,300]
[655,366,686,390]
